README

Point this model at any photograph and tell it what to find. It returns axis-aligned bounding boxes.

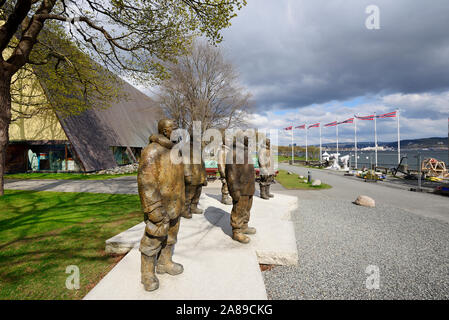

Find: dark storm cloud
[221,0,449,111]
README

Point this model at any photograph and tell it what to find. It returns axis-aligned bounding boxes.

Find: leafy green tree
[0,0,246,195]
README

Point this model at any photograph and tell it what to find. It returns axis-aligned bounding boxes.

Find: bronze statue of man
[225,135,256,244]
[258,138,275,200]
[137,119,184,292]
[217,130,232,205]
[182,138,207,219]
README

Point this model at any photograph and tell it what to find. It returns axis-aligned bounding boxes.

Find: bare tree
[157,41,253,132]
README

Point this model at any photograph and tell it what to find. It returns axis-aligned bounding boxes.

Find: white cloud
[244,90,449,145]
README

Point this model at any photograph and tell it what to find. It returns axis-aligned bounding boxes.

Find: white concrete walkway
[5,176,138,194]
[84,192,298,300]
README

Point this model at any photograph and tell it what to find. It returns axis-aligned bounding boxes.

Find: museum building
[7,70,162,173]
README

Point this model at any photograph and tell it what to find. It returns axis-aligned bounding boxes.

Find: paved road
[4,176,224,195]
[5,176,139,194]
[263,164,449,299]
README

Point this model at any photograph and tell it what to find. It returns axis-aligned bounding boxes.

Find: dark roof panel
[38,75,162,172]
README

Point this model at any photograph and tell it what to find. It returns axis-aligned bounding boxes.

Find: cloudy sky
[215,0,449,145]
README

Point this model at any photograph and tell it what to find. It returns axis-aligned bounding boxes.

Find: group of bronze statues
[137,119,275,291]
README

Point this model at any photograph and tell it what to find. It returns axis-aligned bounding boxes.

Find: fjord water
[340,150,449,170]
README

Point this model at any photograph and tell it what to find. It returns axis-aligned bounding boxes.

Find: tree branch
[0,0,32,55]
[6,0,57,74]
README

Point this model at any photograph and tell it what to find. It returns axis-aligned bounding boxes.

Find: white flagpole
[397,109,401,165]
[305,125,308,162]
[374,112,378,168]
[291,128,294,163]
[319,124,322,163]
[354,116,358,169]
[336,120,339,162]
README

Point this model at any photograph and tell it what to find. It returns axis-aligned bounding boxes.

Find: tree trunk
[0,74,12,196]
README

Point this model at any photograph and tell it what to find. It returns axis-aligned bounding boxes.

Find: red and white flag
[376,111,397,118]
[338,118,354,124]
[324,121,338,127]
[308,123,320,129]
[284,126,293,130]
[295,124,306,129]
[355,115,374,120]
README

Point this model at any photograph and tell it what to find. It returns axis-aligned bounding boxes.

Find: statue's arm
[225,164,241,201]
[138,176,169,237]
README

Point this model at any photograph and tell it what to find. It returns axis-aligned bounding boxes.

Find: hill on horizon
[309,137,448,150]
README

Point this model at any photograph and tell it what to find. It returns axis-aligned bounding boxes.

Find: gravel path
[263,165,449,299]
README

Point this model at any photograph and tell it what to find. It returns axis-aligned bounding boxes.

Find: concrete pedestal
[84,192,298,300]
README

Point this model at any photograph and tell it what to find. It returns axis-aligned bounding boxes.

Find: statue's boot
[232,232,250,244]
[181,205,192,219]
[242,226,257,235]
[221,194,233,205]
[156,245,184,275]
[260,185,269,200]
[190,203,203,214]
[267,185,274,198]
[141,254,159,291]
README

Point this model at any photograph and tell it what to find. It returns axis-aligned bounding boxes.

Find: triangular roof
[38,74,163,172]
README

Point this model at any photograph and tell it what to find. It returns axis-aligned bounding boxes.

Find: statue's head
[158,119,178,140]
[266,138,271,148]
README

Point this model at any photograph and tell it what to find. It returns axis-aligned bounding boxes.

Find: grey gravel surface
[263,164,449,300]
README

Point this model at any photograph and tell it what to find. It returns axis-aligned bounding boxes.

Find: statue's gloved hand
[166,206,179,220]
[144,207,169,236]
[145,218,169,237]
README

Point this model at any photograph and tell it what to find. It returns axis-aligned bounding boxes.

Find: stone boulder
[312,179,321,186]
[354,195,375,208]
[95,163,139,175]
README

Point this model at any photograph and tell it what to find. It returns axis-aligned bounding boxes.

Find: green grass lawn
[0,190,142,300]
[5,172,137,180]
[275,169,331,190]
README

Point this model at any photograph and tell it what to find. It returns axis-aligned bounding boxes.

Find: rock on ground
[354,195,375,208]
[312,179,322,186]
[94,163,138,175]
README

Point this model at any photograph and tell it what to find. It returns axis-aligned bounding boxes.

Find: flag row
[283,111,397,130]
